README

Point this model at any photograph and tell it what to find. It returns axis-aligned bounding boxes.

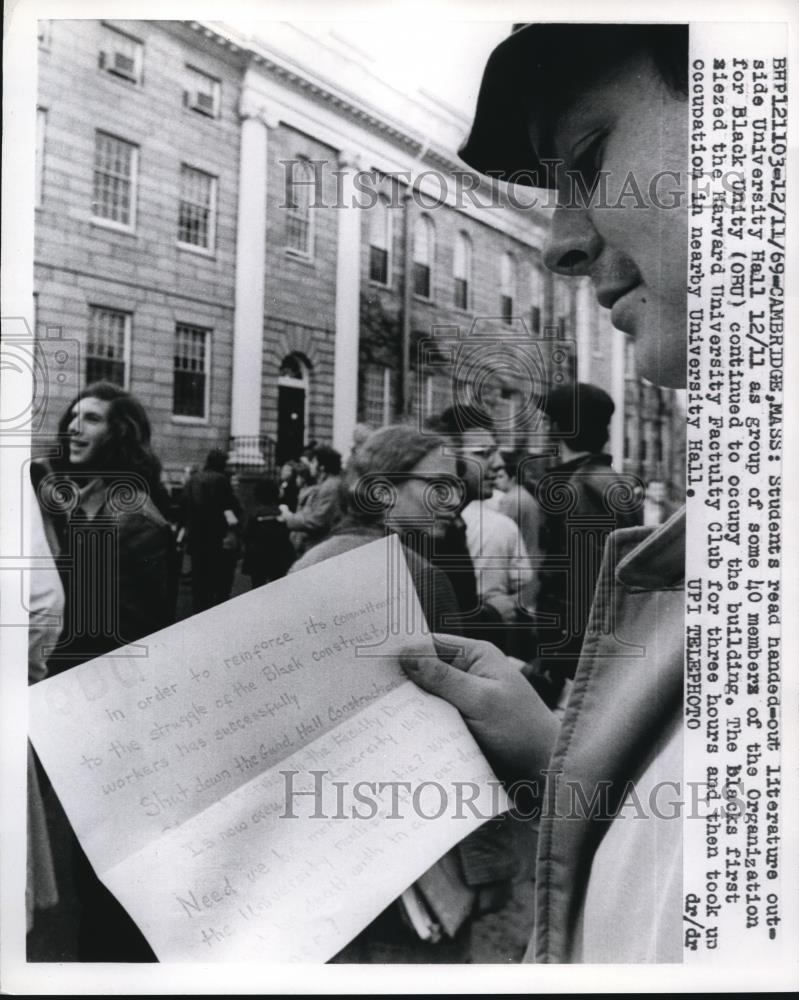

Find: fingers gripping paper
[28,536,507,962]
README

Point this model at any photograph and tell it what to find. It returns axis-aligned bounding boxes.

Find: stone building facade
[34,19,684,499]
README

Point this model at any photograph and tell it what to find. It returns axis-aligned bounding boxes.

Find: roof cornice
[188,21,474,178]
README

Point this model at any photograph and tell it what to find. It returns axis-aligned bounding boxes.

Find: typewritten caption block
[685,25,786,959]
[29,535,507,962]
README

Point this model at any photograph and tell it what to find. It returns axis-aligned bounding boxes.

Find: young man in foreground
[401,23,689,963]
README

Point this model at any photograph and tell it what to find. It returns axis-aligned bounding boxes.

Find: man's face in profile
[536,51,689,389]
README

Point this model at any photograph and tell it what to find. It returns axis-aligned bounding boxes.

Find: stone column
[332,151,363,458]
[609,311,626,466]
[575,280,593,382]
[229,93,277,467]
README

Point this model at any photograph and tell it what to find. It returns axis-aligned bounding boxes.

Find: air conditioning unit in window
[99,48,138,81]
[186,89,216,116]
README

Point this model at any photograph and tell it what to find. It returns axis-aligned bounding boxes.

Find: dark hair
[254,477,281,505]
[205,448,228,473]
[427,404,493,438]
[280,459,303,480]
[569,423,610,454]
[544,383,614,454]
[312,444,342,477]
[56,382,167,507]
[498,449,520,482]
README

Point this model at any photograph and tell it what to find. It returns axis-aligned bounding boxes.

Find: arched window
[453,231,472,310]
[285,157,315,256]
[369,194,392,285]
[412,215,435,299]
[530,265,544,333]
[500,252,516,324]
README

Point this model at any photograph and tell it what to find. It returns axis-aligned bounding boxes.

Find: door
[277,383,305,465]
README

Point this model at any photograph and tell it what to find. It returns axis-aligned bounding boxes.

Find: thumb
[400,652,481,716]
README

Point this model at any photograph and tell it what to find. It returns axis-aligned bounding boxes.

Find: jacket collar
[616,505,685,590]
[551,452,613,475]
[75,477,107,519]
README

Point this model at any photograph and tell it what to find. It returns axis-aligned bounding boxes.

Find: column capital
[238,92,280,129]
[336,149,364,172]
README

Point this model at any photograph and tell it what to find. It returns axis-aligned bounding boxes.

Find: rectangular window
[99,24,143,84]
[178,164,217,250]
[530,305,541,334]
[93,131,137,228]
[183,65,221,118]
[454,233,472,310]
[500,294,513,325]
[285,158,315,256]
[454,277,468,311]
[369,196,392,285]
[173,323,210,419]
[362,365,394,426]
[413,262,431,299]
[369,247,388,285]
[86,306,130,387]
[624,334,636,377]
[36,108,47,208]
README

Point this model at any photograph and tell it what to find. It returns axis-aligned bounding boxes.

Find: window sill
[183,106,220,123]
[284,248,316,266]
[177,242,216,260]
[99,68,143,88]
[368,278,392,291]
[172,414,209,426]
[413,294,435,306]
[91,218,137,236]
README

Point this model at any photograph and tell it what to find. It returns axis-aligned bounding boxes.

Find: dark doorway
[277,383,305,465]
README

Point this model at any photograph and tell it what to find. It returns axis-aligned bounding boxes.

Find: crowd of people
[26,21,691,967]
[27,370,655,962]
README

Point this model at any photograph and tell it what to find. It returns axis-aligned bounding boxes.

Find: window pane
[370,197,389,250]
[454,277,468,310]
[413,216,433,265]
[93,132,135,224]
[173,323,209,417]
[178,165,214,248]
[101,26,142,83]
[285,159,313,254]
[369,246,388,285]
[86,307,127,386]
[454,232,471,280]
[500,253,515,295]
[185,65,220,117]
[362,365,394,426]
[501,295,513,324]
[413,262,430,299]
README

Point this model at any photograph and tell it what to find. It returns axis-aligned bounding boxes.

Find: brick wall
[35,20,243,474]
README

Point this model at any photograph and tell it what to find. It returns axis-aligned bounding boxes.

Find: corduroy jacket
[528,507,685,963]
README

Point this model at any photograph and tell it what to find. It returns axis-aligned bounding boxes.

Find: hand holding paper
[29,536,508,963]
[400,634,559,786]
